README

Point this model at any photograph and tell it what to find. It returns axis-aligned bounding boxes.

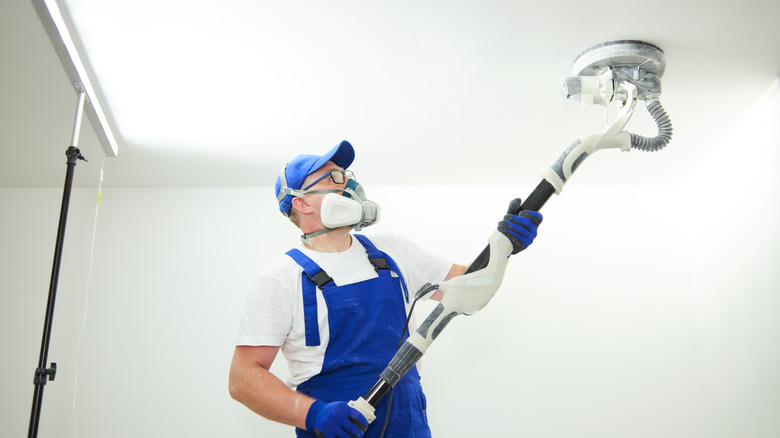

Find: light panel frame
[31,0,119,157]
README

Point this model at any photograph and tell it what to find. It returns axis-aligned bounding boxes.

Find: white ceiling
[1,0,778,189]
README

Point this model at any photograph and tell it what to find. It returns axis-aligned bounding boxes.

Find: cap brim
[308,140,354,174]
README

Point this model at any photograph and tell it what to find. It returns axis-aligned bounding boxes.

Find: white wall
[685,78,780,437]
[1,79,777,438]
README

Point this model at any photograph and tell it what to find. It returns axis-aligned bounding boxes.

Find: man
[229,140,542,438]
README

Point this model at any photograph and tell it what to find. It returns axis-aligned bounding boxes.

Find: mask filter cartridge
[321,195,364,228]
[356,200,380,231]
[320,179,381,230]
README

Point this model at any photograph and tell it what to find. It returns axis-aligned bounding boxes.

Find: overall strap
[353,234,409,302]
[285,248,333,347]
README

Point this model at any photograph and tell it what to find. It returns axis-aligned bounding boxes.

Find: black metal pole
[28,89,88,438]
[28,146,86,438]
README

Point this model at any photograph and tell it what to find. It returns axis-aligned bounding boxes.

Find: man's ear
[291,196,313,214]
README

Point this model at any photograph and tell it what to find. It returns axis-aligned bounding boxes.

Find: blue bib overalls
[286,234,431,438]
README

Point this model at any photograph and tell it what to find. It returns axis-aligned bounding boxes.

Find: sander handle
[464,179,555,275]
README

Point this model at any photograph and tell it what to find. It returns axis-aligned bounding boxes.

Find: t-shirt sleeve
[236,257,297,346]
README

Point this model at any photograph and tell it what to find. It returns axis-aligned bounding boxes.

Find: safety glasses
[303,169,354,191]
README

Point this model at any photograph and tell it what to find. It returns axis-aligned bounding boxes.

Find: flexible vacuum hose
[630,98,673,152]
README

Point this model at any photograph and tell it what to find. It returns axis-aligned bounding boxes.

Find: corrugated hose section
[630,98,673,152]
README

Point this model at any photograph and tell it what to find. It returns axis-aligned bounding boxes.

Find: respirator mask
[320,178,381,231]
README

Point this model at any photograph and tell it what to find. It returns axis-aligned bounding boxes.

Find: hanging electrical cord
[72,157,106,438]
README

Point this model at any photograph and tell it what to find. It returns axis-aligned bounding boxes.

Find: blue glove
[306,400,368,438]
[497,199,543,254]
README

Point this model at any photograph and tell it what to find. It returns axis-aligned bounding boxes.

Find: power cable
[72,157,106,437]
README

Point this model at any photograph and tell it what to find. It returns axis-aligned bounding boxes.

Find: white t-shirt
[236,232,452,388]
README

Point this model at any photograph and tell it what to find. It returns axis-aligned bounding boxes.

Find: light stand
[28,88,88,438]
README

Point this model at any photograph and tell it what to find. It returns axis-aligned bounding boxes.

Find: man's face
[300,161,348,220]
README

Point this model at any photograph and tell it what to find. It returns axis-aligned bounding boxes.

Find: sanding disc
[572,40,665,79]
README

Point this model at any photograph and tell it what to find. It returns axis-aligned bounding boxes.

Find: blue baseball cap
[275,140,355,216]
